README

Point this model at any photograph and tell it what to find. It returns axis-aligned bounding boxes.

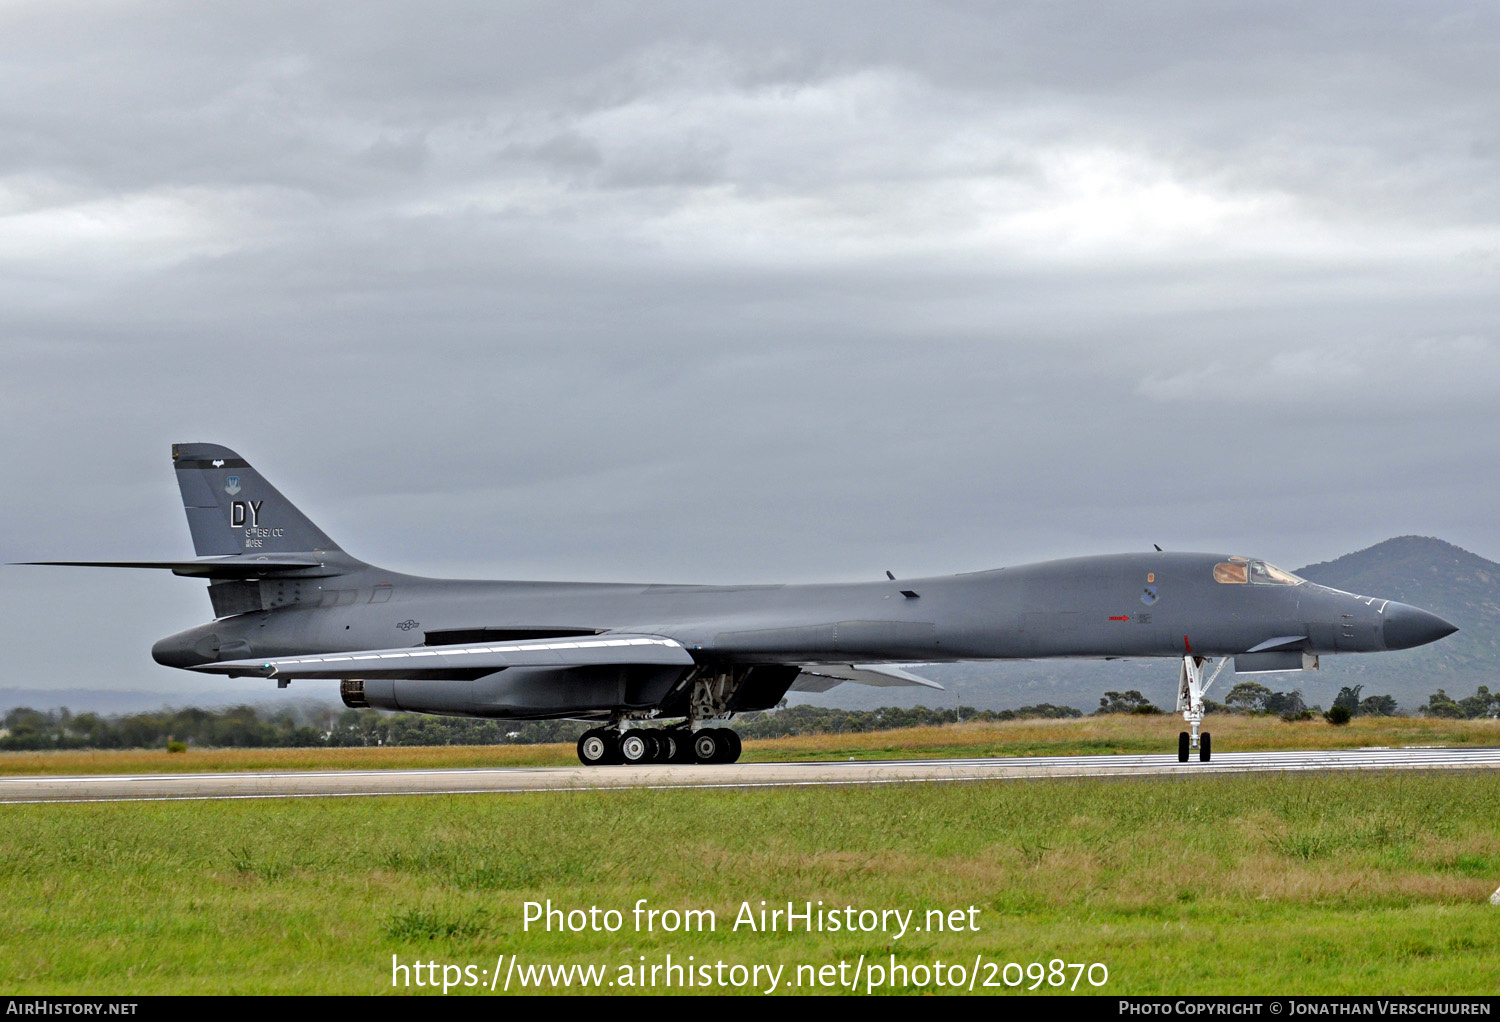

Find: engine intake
[340,678,368,708]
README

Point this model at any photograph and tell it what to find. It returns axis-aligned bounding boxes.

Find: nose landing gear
[1176,655,1225,763]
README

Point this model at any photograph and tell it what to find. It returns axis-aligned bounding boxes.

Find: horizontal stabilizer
[14,555,333,578]
[191,634,695,680]
[791,663,943,692]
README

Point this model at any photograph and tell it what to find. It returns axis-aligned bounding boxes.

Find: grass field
[3,713,1498,775]
[3,768,1499,995]
[4,716,1498,996]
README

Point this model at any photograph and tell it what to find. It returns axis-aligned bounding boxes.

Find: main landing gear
[1175,655,1226,763]
[575,672,751,766]
[575,726,742,766]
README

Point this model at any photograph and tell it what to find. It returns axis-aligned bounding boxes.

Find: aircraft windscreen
[1213,562,1248,584]
[1214,560,1303,585]
[1249,561,1303,585]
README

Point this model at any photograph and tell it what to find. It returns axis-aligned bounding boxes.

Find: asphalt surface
[2,746,1498,803]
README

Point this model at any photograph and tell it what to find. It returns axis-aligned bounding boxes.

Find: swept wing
[191,634,694,679]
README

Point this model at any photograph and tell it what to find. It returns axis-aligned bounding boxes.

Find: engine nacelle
[345,664,692,719]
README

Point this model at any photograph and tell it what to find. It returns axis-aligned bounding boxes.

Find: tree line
[0,701,1082,751]
[1082,683,1499,721]
[1,684,1493,752]
[0,704,585,752]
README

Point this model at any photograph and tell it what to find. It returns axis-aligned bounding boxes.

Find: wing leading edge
[192,634,695,679]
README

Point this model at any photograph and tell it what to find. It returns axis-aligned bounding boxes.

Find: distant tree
[1332,685,1364,714]
[3,706,48,732]
[1411,686,1500,720]
[1356,694,1398,717]
[1324,705,1352,725]
[1013,703,1084,719]
[1422,689,1464,718]
[1224,681,1273,713]
[1095,690,1161,715]
[1456,686,1499,720]
[1265,690,1307,715]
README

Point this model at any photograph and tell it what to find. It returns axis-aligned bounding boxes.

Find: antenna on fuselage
[1154,544,1163,552]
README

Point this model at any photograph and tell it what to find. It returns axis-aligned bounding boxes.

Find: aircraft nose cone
[1382,602,1458,650]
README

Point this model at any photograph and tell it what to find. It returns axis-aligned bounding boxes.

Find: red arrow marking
[1109,615,1130,621]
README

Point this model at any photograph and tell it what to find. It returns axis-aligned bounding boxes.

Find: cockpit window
[1214,560,1304,585]
[1214,562,1248,584]
[1249,561,1303,585]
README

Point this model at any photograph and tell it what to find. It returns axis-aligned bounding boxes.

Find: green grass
[3,771,1499,995]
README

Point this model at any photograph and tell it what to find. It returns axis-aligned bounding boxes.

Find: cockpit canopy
[1213,556,1303,586]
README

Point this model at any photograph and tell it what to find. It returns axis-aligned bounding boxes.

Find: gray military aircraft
[24,443,1457,765]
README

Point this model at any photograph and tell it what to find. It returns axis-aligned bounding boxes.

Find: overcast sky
[2,1,1498,699]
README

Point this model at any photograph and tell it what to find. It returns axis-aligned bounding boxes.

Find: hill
[1292,536,1499,706]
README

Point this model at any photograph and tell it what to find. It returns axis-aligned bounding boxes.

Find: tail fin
[172,443,344,557]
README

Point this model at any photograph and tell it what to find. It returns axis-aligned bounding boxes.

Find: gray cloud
[1,1,1497,699]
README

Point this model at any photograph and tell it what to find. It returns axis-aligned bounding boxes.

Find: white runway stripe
[1,746,1498,803]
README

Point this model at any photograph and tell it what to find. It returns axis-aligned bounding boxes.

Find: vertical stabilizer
[172,443,344,557]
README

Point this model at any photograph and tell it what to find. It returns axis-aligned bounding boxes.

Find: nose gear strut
[1176,655,1227,763]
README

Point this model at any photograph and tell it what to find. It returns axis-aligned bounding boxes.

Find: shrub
[1324,705,1352,726]
[166,740,187,754]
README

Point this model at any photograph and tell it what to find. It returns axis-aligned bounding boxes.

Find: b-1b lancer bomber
[23,444,1458,765]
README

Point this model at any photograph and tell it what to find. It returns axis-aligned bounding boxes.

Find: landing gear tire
[578,729,617,766]
[619,731,651,764]
[720,728,742,763]
[668,731,695,763]
[1178,732,1190,763]
[691,729,722,763]
[644,731,665,762]
[1200,732,1211,763]
[655,732,675,763]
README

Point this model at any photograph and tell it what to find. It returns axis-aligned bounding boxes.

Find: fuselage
[152,551,1452,671]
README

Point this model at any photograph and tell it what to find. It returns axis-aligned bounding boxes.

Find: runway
[3,746,1499,803]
